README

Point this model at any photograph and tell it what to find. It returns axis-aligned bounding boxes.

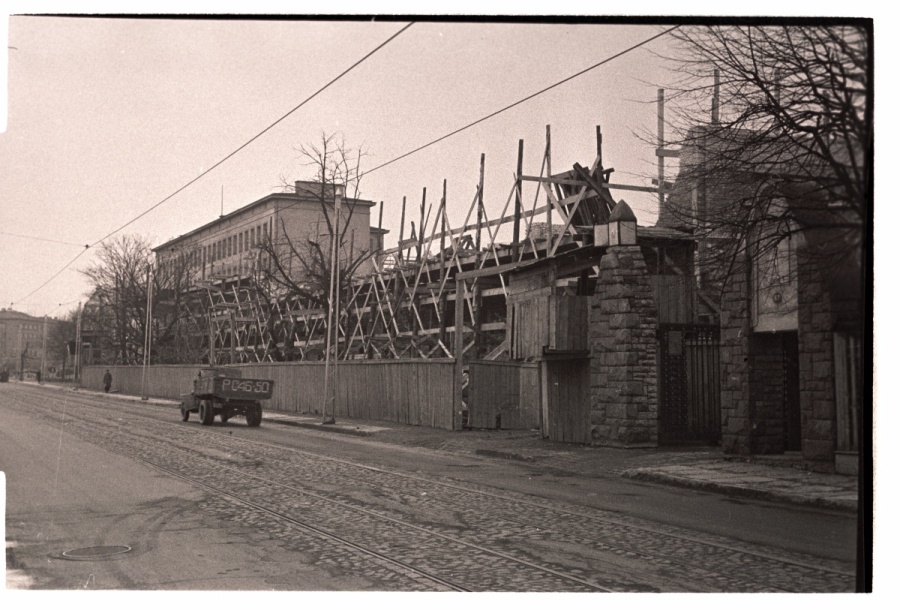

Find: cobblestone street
[3,384,857,591]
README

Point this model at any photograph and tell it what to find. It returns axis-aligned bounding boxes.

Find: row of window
[161,217,274,279]
[203,217,274,268]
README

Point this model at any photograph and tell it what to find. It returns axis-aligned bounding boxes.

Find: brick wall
[589,246,659,447]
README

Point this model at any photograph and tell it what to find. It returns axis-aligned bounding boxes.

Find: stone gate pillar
[589,245,659,447]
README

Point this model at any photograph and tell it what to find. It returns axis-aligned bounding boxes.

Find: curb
[266,416,378,437]
[14,381,180,406]
[474,448,537,463]
[622,470,857,513]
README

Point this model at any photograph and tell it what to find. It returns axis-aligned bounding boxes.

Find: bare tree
[152,242,205,364]
[253,133,373,359]
[81,235,153,364]
[657,24,870,299]
[47,309,77,380]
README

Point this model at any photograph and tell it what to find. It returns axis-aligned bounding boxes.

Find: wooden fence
[468,361,540,430]
[83,359,457,429]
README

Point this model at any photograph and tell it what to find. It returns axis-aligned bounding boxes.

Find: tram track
[2,384,856,591]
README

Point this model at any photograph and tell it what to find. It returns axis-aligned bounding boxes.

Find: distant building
[0,309,62,377]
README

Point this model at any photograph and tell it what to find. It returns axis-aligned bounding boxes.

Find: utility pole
[17,324,24,381]
[657,88,666,215]
[74,302,82,384]
[40,315,47,384]
[141,266,153,401]
[322,183,344,424]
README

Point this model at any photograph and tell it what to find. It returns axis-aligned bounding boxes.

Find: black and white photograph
[0,6,875,600]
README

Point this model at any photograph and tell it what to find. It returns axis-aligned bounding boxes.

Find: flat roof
[153,190,377,252]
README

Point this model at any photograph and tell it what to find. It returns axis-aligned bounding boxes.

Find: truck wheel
[199,400,215,426]
[246,405,262,427]
[180,405,190,422]
[220,412,230,423]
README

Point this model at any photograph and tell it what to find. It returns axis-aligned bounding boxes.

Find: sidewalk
[262,411,859,514]
[20,381,859,513]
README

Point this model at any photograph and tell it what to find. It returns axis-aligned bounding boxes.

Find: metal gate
[658,323,721,445]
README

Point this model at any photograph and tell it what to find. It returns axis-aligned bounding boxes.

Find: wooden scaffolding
[162,125,667,368]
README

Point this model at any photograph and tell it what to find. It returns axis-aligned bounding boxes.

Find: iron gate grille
[658,323,721,445]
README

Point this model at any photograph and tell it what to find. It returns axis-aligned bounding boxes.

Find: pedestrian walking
[103,369,112,393]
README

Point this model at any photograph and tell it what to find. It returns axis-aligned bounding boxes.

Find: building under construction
[103,87,861,474]
[152,127,704,368]
[147,123,721,448]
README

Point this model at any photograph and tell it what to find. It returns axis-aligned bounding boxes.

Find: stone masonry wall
[796,245,838,471]
[719,251,753,454]
[719,247,795,455]
[589,246,659,447]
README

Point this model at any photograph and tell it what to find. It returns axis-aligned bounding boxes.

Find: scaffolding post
[545,125,552,251]
[514,139,524,260]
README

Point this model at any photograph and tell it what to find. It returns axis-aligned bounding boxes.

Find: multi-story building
[153,180,387,285]
[149,180,388,364]
[0,308,61,377]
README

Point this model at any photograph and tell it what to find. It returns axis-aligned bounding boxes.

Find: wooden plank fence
[83,359,456,429]
[468,360,540,430]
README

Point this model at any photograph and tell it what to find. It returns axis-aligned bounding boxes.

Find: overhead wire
[16,23,678,314]
[359,25,681,179]
[0,230,89,248]
[269,26,682,244]
[12,22,415,312]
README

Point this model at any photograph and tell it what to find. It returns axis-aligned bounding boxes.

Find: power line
[15,24,676,314]
[360,25,680,179]
[0,230,89,248]
[90,22,415,248]
[12,22,415,312]
[247,27,683,247]
[14,249,88,315]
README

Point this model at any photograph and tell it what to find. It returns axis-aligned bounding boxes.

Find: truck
[180,367,274,427]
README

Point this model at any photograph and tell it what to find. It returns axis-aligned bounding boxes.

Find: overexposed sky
[1,15,679,317]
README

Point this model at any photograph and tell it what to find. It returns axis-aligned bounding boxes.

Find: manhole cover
[61,545,132,560]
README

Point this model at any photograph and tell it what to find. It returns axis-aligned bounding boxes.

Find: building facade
[0,309,62,378]
[148,180,388,364]
[153,180,386,286]
[659,130,864,474]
